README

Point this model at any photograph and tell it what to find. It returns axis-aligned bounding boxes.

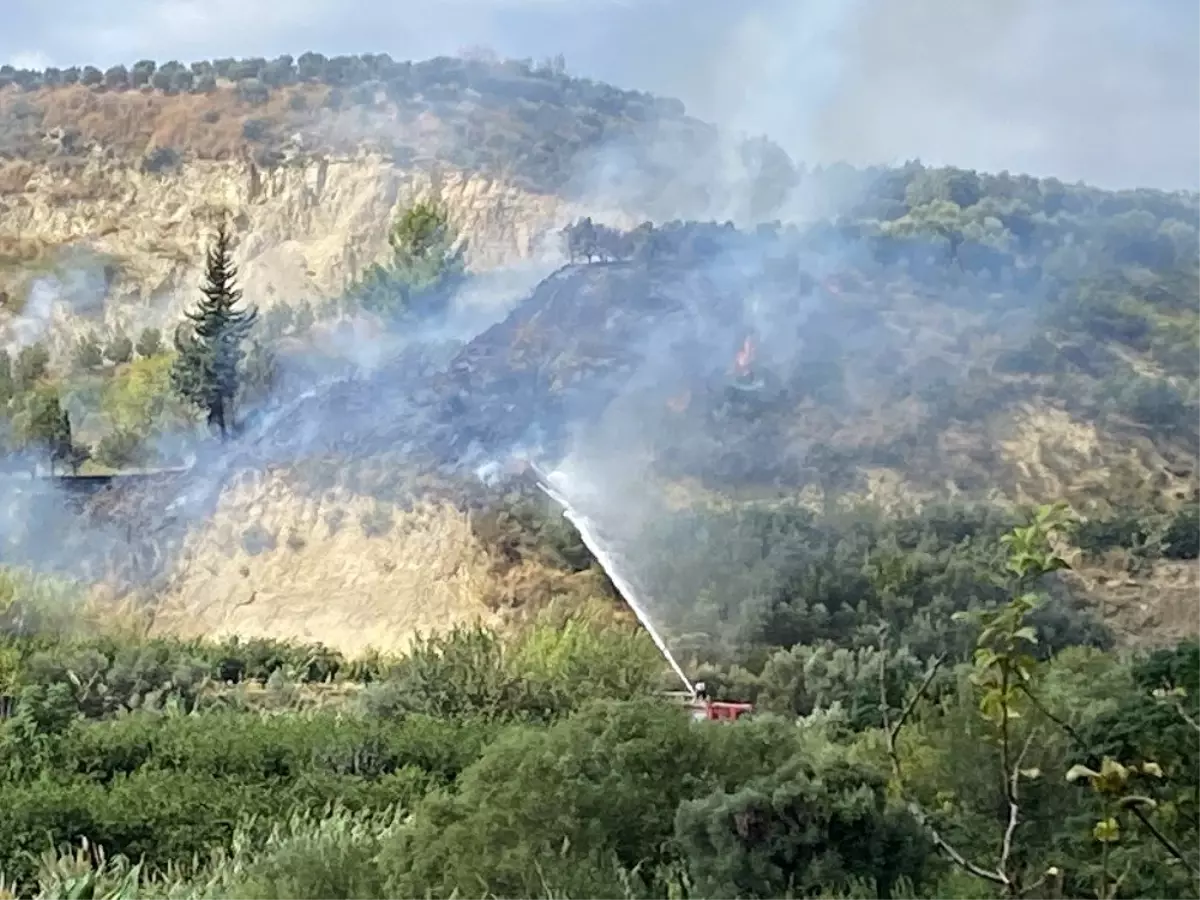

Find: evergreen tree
[171,222,258,439]
[14,385,76,474]
[74,333,104,372]
[13,343,49,392]
[105,329,134,365]
[135,326,163,358]
[351,199,466,319]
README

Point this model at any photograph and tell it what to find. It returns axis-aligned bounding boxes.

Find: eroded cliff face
[145,474,500,656]
[138,470,612,656]
[0,151,569,337]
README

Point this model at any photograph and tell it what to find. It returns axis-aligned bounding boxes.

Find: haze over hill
[0,7,1196,659]
[5,0,1198,190]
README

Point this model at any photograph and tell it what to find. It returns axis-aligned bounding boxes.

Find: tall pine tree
[171,221,257,439]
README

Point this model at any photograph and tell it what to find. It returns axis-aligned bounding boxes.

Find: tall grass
[2,813,920,900]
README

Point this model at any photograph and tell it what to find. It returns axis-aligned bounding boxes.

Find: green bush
[93,427,146,469]
[1113,374,1196,433]
[60,710,494,786]
[134,327,163,358]
[1073,512,1152,555]
[12,805,404,900]
[361,620,663,723]
[386,700,809,898]
[0,771,267,890]
[16,638,211,718]
[675,754,929,898]
[1162,505,1200,560]
[0,709,493,892]
[105,331,133,366]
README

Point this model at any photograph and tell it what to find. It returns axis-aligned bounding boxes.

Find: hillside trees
[134,326,162,358]
[563,217,665,263]
[170,221,258,439]
[73,334,103,372]
[104,330,133,366]
[12,344,49,392]
[10,385,82,473]
[350,199,466,319]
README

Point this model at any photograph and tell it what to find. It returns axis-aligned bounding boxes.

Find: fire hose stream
[528,461,696,698]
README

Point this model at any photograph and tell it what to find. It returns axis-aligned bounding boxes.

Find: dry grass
[141,471,599,657]
[1,83,335,165]
[0,234,53,265]
[1067,555,1200,649]
[0,159,34,193]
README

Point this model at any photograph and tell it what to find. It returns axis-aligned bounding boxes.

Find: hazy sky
[3,0,1197,190]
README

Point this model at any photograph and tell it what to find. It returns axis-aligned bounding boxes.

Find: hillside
[2,168,1197,653]
[0,53,788,346]
[0,52,1196,659]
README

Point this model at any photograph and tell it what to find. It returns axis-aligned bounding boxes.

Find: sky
[2,0,1198,191]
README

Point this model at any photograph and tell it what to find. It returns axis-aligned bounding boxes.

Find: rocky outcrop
[0,152,570,336]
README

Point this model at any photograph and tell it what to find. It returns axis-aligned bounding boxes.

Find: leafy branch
[880,503,1075,897]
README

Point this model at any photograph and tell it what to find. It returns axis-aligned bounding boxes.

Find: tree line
[0,51,683,124]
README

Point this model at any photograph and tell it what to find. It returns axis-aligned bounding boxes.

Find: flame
[733,336,756,376]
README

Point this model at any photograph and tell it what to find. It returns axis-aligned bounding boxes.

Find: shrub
[140,146,181,175]
[93,428,144,469]
[675,754,929,898]
[361,620,662,723]
[0,771,268,891]
[104,331,133,365]
[242,118,271,142]
[134,327,162,358]
[1074,512,1152,555]
[73,334,104,372]
[13,343,49,390]
[385,700,808,898]
[1162,505,1200,560]
[62,710,492,787]
[238,78,269,105]
[1114,375,1195,432]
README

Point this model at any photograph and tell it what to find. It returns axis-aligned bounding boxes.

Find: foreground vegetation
[0,505,1196,899]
